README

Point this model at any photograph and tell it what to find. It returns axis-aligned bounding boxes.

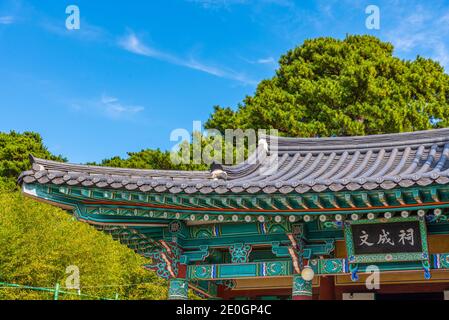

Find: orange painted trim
[82,199,449,213]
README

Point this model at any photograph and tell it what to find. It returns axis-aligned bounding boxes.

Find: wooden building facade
[18,128,449,300]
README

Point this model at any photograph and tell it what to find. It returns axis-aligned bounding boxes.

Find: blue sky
[1,0,449,163]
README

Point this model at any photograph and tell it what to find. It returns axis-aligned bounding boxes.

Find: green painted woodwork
[271,241,290,258]
[187,261,293,280]
[180,246,210,264]
[229,243,252,263]
[185,221,292,240]
[309,258,348,275]
[144,241,181,279]
[186,252,449,280]
[189,280,218,299]
[181,234,291,249]
[24,183,449,219]
[23,182,449,242]
[168,278,189,300]
[434,254,449,269]
[292,275,312,298]
[20,181,449,288]
[167,220,188,239]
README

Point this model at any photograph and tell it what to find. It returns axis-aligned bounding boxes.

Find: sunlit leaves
[206,35,449,137]
[0,193,168,300]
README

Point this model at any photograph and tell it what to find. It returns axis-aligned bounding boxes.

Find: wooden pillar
[292,274,312,300]
[319,276,335,300]
[168,264,188,300]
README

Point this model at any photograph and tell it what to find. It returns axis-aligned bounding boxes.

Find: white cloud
[385,4,449,70]
[100,94,144,118]
[187,0,293,10]
[433,42,449,71]
[69,94,145,120]
[256,57,275,64]
[187,0,248,10]
[118,31,257,85]
[40,18,106,41]
[118,32,166,58]
[239,55,276,66]
[0,16,14,25]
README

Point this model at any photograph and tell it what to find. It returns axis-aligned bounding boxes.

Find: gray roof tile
[18,128,449,194]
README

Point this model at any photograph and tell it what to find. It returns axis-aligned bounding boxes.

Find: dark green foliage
[0,131,66,191]
[0,192,168,300]
[0,131,169,300]
[92,147,207,171]
[206,35,449,137]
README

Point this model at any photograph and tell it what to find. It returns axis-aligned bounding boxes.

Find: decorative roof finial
[210,162,227,180]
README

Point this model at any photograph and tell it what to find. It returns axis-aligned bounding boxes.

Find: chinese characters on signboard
[351,221,423,255]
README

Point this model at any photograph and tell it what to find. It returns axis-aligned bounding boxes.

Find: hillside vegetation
[0,132,168,300]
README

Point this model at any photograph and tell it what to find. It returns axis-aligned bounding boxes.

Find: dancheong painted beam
[18,128,449,300]
[187,253,449,280]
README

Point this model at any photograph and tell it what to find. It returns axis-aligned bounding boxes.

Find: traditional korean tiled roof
[19,128,449,195]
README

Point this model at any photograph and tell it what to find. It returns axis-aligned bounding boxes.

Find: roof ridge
[19,128,449,194]
[30,156,211,177]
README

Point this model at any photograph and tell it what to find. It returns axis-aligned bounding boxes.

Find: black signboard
[344,217,429,264]
[351,221,422,255]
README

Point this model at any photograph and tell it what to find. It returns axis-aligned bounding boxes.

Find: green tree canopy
[206,35,449,137]
[0,131,66,191]
[0,132,171,300]
[92,147,206,171]
[91,135,210,171]
[0,193,168,300]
